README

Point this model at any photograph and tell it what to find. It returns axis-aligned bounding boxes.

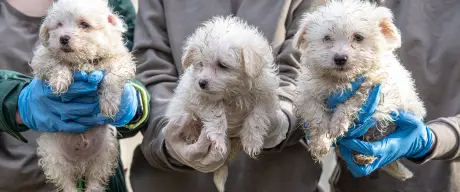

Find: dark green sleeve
[0,70,32,142]
[116,79,151,139]
[108,0,137,51]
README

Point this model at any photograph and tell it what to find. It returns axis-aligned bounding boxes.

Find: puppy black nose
[198,80,208,89]
[60,35,70,45]
[334,54,348,66]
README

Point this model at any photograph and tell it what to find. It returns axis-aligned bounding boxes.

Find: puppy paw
[241,133,264,158]
[209,134,227,156]
[307,135,332,159]
[329,115,350,139]
[48,78,71,94]
[382,161,414,181]
[353,152,377,165]
[100,97,120,118]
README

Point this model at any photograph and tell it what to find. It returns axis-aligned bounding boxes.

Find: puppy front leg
[30,47,73,94]
[240,106,270,158]
[98,57,135,117]
[201,103,228,156]
[329,83,371,140]
[299,98,332,159]
[46,65,73,94]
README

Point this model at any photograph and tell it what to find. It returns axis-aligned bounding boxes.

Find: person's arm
[265,0,314,151]
[108,0,136,51]
[133,0,186,171]
[410,115,460,163]
[0,70,32,142]
[106,0,148,139]
[116,79,150,139]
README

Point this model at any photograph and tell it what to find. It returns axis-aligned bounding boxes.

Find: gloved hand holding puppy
[17,70,139,132]
[163,108,290,172]
[325,77,435,178]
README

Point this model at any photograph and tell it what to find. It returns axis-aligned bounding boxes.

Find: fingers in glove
[338,84,381,140]
[54,120,91,133]
[339,144,377,177]
[326,76,366,111]
[73,71,89,81]
[186,127,213,160]
[342,117,377,139]
[199,136,228,167]
[59,71,104,100]
[163,120,186,143]
[87,70,104,84]
[58,102,100,117]
[339,138,382,157]
[69,113,112,126]
[391,110,423,130]
[355,84,381,123]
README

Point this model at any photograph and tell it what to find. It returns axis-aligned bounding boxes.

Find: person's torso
[131,142,321,192]
[334,0,460,191]
[130,0,323,191]
[0,1,55,192]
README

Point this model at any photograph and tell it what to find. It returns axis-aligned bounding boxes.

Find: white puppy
[293,0,426,180]
[30,0,136,191]
[165,16,280,192]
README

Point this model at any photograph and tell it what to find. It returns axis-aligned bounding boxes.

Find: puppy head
[39,0,127,63]
[182,16,274,98]
[293,0,401,80]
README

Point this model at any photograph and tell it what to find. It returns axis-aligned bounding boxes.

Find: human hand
[337,110,434,177]
[324,76,382,140]
[303,76,381,141]
[262,110,290,149]
[163,115,229,172]
[18,70,138,133]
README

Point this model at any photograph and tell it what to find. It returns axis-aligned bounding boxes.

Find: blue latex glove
[308,76,382,141]
[338,110,434,177]
[18,70,138,133]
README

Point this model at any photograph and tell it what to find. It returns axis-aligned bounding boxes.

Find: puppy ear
[292,14,311,50]
[108,14,127,33]
[182,48,196,69]
[293,29,307,50]
[375,7,401,50]
[241,47,264,78]
[39,23,49,47]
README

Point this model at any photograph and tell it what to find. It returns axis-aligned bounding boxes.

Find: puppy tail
[381,160,413,181]
[213,165,228,192]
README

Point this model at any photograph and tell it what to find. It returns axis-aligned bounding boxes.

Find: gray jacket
[332,0,460,191]
[131,0,323,191]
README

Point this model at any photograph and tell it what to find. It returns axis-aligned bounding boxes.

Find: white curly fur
[30,0,136,191]
[293,0,426,180]
[165,16,280,192]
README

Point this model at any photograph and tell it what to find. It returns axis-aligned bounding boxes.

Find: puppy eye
[79,21,91,29]
[198,62,203,67]
[218,62,228,69]
[323,35,332,42]
[353,34,364,42]
[57,22,63,27]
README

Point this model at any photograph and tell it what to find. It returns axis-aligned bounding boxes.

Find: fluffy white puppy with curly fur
[30,0,136,191]
[165,16,280,192]
[293,0,426,180]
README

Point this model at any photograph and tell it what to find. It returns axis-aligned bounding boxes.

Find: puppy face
[182,16,273,98]
[187,48,242,96]
[39,0,126,63]
[293,0,400,79]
